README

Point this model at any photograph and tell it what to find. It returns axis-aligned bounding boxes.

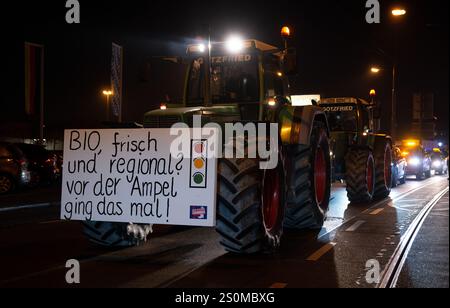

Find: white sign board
[291,95,321,106]
[61,129,218,227]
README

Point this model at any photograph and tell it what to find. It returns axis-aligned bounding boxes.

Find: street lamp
[391,8,406,140]
[371,67,381,74]
[102,90,113,121]
[370,64,398,138]
[392,8,407,17]
[369,8,406,141]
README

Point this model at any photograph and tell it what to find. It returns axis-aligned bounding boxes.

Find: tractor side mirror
[282,48,298,76]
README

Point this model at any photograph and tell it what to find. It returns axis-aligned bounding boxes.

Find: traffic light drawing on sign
[190,140,208,189]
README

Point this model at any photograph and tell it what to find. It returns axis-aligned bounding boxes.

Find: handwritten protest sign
[61,129,218,227]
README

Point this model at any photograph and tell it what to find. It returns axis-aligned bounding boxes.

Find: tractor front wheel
[216,145,286,254]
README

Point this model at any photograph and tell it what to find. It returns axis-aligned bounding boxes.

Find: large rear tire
[346,149,375,203]
[216,143,286,254]
[374,141,393,200]
[82,222,150,248]
[284,125,331,230]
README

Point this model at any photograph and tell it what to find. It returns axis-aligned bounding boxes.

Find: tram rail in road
[378,187,449,288]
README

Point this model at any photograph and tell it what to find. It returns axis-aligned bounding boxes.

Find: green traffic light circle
[193,172,205,185]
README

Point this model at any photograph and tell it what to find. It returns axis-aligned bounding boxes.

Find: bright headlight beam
[226,36,244,53]
[198,44,206,53]
[268,98,277,107]
[433,161,442,168]
[408,157,421,166]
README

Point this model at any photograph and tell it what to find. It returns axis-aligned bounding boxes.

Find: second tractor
[318,97,393,203]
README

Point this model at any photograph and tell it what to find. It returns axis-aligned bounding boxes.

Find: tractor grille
[144,116,182,128]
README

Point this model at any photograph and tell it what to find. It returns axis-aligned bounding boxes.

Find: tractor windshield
[322,104,358,132]
[187,54,259,105]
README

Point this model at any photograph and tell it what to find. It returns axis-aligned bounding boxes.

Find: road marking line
[320,179,440,239]
[370,208,384,215]
[307,242,337,261]
[346,220,366,232]
[270,283,288,289]
[0,203,52,213]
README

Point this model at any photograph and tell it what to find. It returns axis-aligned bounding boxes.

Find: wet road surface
[0,176,448,288]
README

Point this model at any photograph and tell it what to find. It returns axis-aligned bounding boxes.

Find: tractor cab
[318,97,389,183]
[318,97,379,135]
[144,38,297,128]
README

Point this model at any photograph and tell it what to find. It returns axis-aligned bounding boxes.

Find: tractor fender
[373,134,393,151]
[279,105,330,146]
[349,134,392,152]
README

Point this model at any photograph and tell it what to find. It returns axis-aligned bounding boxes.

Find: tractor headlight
[226,36,244,53]
[267,98,277,107]
[198,44,206,53]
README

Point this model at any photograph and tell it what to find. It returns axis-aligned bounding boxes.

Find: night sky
[2,0,449,141]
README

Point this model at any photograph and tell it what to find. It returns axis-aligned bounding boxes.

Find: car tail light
[17,159,28,170]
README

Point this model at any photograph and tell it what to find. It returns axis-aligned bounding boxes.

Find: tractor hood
[145,107,204,117]
[143,105,241,128]
[145,105,240,117]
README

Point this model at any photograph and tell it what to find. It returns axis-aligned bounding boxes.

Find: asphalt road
[396,191,449,288]
[0,176,448,288]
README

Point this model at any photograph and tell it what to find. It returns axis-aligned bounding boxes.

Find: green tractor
[83,33,333,254]
[318,98,393,203]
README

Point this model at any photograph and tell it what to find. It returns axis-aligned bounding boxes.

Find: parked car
[401,145,432,180]
[392,147,407,187]
[14,143,60,185]
[430,150,449,175]
[0,143,31,194]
